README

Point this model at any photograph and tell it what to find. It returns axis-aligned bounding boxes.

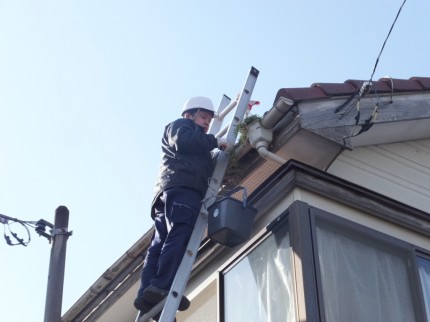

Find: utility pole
[44,206,71,322]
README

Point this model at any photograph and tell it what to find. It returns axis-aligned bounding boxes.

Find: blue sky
[0,1,429,321]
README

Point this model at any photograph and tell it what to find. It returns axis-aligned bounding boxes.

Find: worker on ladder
[134,96,230,321]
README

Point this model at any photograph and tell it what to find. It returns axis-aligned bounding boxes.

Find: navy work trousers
[137,187,201,297]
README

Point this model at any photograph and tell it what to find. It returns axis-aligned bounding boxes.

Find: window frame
[308,205,428,322]
[416,250,430,320]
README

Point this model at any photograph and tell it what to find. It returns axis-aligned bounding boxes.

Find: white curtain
[224,230,296,322]
[316,223,417,322]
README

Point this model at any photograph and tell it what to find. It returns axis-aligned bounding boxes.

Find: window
[418,256,430,320]
[314,214,422,322]
[222,223,295,322]
[219,201,430,322]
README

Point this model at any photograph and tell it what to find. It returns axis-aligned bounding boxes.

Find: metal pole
[44,206,71,322]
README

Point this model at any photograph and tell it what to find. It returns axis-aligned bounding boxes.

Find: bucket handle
[216,186,248,208]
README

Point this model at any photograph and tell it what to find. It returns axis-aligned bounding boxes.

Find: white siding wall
[328,138,430,213]
[177,280,217,322]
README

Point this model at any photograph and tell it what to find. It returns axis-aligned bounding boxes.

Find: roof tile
[346,79,392,93]
[411,77,430,90]
[274,87,326,102]
[274,76,430,105]
[312,82,357,96]
[379,77,423,92]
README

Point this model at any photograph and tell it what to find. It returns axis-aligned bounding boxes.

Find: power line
[369,0,407,83]
[0,213,54,246]
[334,0,407,138]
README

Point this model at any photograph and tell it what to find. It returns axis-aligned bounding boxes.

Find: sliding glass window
[418,256,430,320]
[314,215,422,322]
[222,223,295,322]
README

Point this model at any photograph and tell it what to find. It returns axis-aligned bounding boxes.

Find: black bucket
[207,186,257,248]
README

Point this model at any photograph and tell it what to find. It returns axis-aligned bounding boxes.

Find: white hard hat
[181,96,215,116]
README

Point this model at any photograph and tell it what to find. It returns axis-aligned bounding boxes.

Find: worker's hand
[217,138,233,151]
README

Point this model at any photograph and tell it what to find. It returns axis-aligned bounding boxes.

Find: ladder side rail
[214,102,242,138]
[208,95,231,135]
[136,299,166,322]
[203,66,260,208]
[138,66,259,322]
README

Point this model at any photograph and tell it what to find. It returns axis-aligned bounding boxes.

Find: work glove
[217,137,233,151]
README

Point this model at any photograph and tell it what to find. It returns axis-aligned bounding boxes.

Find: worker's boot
[143,284,191,311]
[134,297,177,322]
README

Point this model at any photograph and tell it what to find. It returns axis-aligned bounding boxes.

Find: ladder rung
[208,95,231,136]
[217,99,237,120]
[214,124,228,139]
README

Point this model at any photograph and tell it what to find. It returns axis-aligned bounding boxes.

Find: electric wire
[0,213,47,246]
[369,0,407,83]
[335,0,407,139]
[1,214,32,246]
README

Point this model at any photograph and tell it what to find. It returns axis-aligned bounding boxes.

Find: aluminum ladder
[137,66,259,322]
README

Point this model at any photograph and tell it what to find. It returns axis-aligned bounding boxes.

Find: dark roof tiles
[274,76,430,104]
[411,77,430,90]
[274,87,327,102]
[346,79,391,93]
[312,82,357,96]
[380,78,424,92]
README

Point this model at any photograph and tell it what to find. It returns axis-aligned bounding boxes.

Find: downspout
[247,121,287,164]
[247,97,295,164]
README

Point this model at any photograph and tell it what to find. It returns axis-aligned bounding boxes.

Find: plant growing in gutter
[236,114,263,144]
[220,114,263,190]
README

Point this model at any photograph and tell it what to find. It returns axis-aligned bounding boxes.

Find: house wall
[177,181,430,322]
[88,144,430,322]
[327,138,430,213]
[294,188,430,250]
[176,280,217,322]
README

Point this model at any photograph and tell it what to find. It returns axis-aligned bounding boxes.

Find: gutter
[62,229,154,321]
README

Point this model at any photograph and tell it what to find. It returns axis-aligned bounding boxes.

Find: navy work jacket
[151,118,218,218]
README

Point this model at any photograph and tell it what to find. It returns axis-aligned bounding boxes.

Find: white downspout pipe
[247,97,295,164]
[257,142,288,165]
[247,121,287,165]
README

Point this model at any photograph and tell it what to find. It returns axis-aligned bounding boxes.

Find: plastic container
[208,186,257,248]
